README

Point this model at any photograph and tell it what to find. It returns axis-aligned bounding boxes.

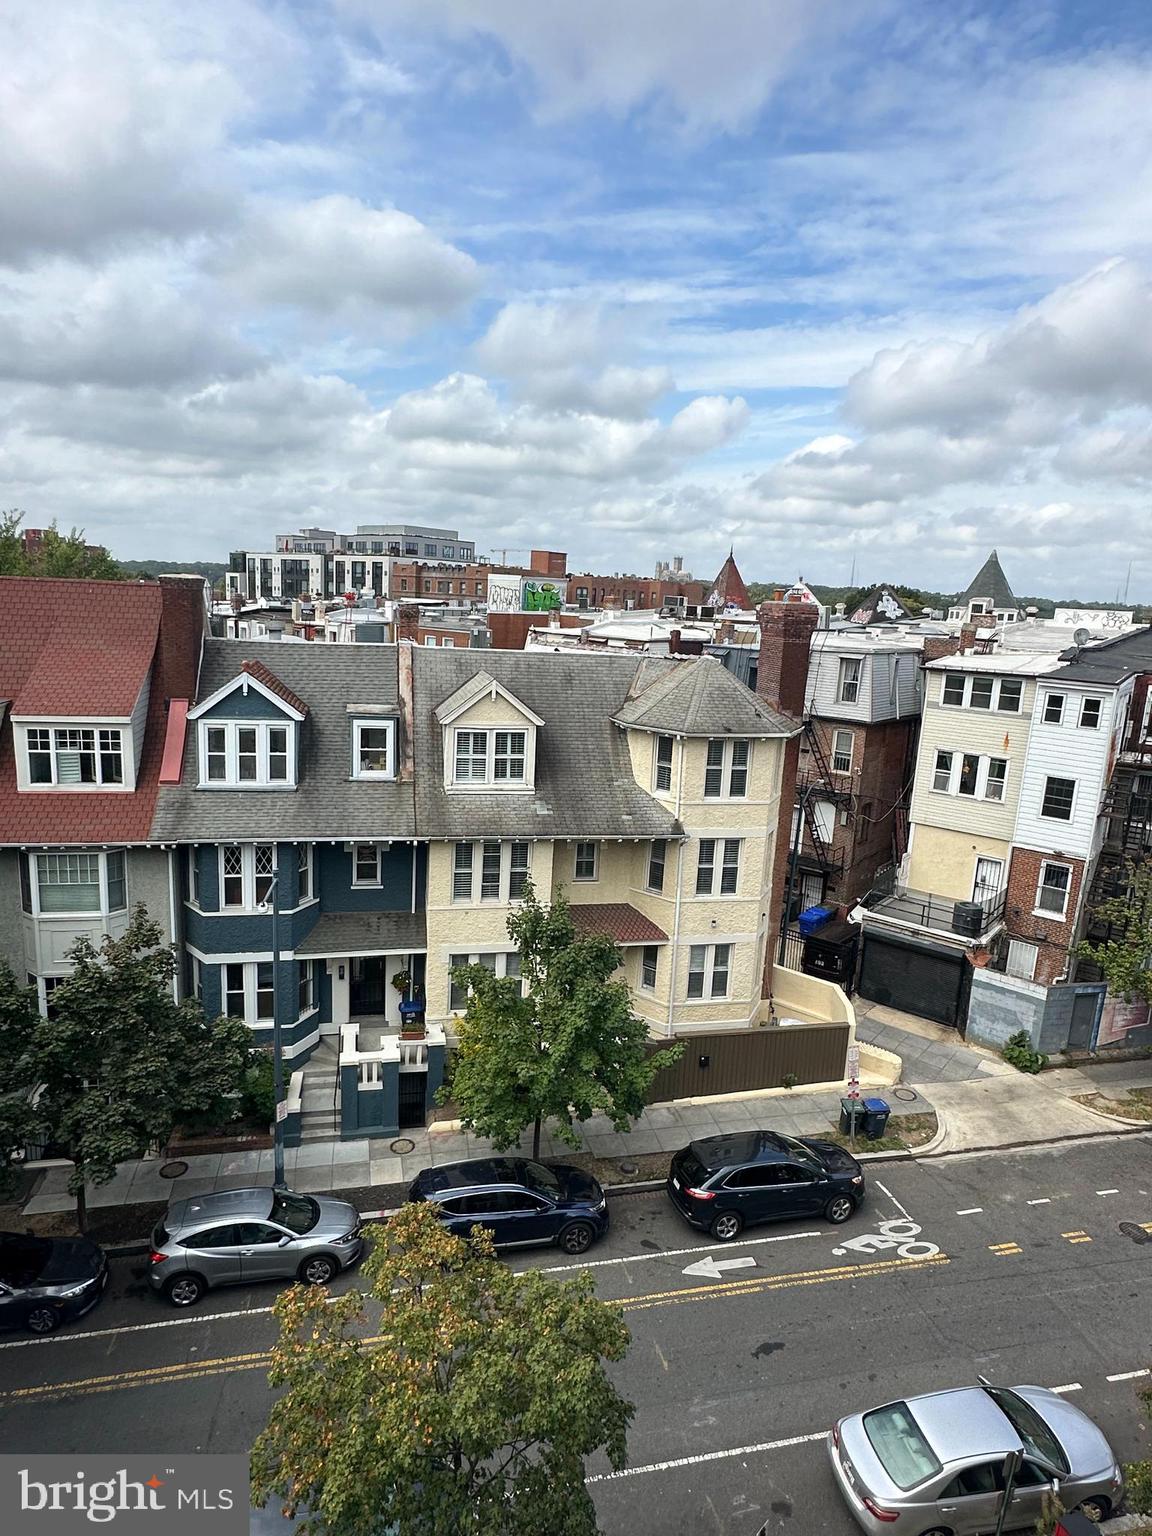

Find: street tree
[252,1200,632,1536]
[1077,859,1152,1006]
[0,962,46,1199]
[32,908,252,1229]
[447,883,682,1158]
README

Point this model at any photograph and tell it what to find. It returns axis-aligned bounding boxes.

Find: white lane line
[874,1180,914,1222]
[1027,1198,1051,1206]
[539,1230,821,1275]
[956,1207,983,1215]
[1051,1383,1082,1395]
[1107,1369,1151,1383]
[0,1304,278,1350]
[1097,1189,1120,1196]
[586,1430,828,1483]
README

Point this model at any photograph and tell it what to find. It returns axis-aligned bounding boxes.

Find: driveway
[855,1006,997,1083]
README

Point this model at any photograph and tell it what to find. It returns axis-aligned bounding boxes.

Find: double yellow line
[1,1252,949,1404]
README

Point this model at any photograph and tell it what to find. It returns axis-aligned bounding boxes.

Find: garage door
[858,931,969,1028]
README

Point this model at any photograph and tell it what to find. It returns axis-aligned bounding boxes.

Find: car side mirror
[277,1235,292,1247]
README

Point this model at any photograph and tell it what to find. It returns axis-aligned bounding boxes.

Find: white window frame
[1005,939,1038,981]
[939,673,1023,713]
[198,720,295,789]
[25,849,127,918]
[1040,775,1076,822]
[686,943,732,1001]
[353,844,382,887]
[18,720,131,790]
[449,727,531,789]
[350,718,396,780]
[190,955,204,1003]
[574,842,599,882]
[297,843,313,903]
[695,838,741,897]
[1034,860,1073,918]
[298,959,315,1017]
[837,657,862,704]
[931,751,1009,801]
[704,739,751,799]
[653,734,674,793]
[1078,697,1103,730]
[188,848,202,907]
[1042,693,1065,726]
[831,730,854,774]
[219,844,277,910]
[646,839,667,893]
[448,950,522,1011]
[640,945,659,992]
[450,841,532,903]
[223,960,276,1025]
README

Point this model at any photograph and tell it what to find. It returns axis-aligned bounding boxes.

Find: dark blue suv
[408,1157,609,1256]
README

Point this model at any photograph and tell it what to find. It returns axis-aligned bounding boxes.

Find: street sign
[275,1099,289,1123]
[683,1254,756,1280]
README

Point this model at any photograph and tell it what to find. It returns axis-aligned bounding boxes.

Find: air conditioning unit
[951,900,984,937]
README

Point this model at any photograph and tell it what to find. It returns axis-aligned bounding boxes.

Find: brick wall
[1003,846,1087,984]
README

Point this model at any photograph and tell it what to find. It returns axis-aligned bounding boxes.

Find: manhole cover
[390,1137,416,1155]
[1119,1221,1152,1244]
[893,1087,919,1103]
[159,1160,188,1180]
[618,1160,639,1176]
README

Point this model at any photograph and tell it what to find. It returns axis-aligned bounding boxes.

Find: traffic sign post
[846,1045,861,1148]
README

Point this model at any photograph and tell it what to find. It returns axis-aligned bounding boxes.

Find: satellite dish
[1073,627,1091,646]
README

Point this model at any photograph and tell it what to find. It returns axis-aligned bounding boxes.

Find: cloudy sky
[3,0,1152,597]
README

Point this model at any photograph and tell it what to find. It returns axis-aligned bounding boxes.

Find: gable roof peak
[433,668,546,728]
[707,550,750,611]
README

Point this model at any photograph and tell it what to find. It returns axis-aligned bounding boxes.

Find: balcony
[861,884,1007,944]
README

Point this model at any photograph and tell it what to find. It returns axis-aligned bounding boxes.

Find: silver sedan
[148,1187,363,1307]
[829,1381,1122,1533]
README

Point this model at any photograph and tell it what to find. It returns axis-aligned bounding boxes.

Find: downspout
[665,735,686,1039]
[166,846,180,1002]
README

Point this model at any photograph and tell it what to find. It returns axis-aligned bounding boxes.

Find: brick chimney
[921,634,961,665]
[396,604,421,644]
[756,600,820,997]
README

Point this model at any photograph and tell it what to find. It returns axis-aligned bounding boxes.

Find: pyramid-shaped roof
[958,550,1018,610]
[847,587,912,625]
[707,551,750,610]
[612,655,796,737]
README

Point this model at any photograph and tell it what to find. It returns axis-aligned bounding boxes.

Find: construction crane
[488,547,529,564]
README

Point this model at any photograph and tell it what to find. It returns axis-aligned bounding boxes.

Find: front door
[972,857,1004,908]
[350,956,388,1014]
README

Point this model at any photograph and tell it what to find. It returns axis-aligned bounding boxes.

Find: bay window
[704,739,750,798]
[224,960,275,1023]
[219,844,277,908]
[23,850,128,916]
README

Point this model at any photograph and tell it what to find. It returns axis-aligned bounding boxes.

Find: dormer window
[202,722,291,786]
[25,726,125,787]
[435,670,542,792]
[351,718,396,780]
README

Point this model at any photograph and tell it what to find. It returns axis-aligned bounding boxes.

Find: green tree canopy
[447,884,682,1157]
[1077,860,1152,1006]
[0,963,46,1199]
[252,1201,632,1536]
[32,908,252,1227]
[0,509,122,580]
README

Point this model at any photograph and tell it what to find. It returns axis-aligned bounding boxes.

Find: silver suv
[148,1188,363,1307]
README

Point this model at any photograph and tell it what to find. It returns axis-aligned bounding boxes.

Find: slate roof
[568,903,668,945]
[296,911,427,956]
[612,654,796,737]
[957,549,1019,610]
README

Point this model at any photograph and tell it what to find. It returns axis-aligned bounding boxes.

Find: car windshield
[779,1134,822,1169]
[987,1390,1069,1474]
[677,1149,709,1186]
[0,1235,51,1286]
[270,1192,320,1235]
[863,1403,943,1490]
[522,1162,561,1197]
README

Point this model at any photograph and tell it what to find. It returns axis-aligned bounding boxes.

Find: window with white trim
[640,945,658,990]
[451,728,527,786]
[704,739,750,798]
[188,849,202,906]
[653,735,674,792]
[1043,693,1065,725]
[451,841,531,902]
[224,960,275,1023]
[574,842,598,881]
[190,956,204,1003]
[695,838,741,896]
[448,951,522,1010]
[837,657,862,703]
[351,718,396,779]
[1035,861,1072,917]
[1079,697,1103,730]
[298,960,314,1015]
[353,845,381,886]
[940,673,1022,712]
[26,850,127,916]
[199,721,293,787]
[25,725,125,786]
[647,839,667,893]
[1041,776,1075,821]
[932,752,1008,801]
[1005,939,1038,981]
[831,730,854,774]
[219,844,276,908]
[297,843,312,902]
[687,943,731,1000]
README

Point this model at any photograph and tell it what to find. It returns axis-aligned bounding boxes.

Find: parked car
[0,1231,109,1334]
[829,1382,1123,1533]
[666,1131,864,1240]
[408,1157,609,1255]
[148,1188,363,1307]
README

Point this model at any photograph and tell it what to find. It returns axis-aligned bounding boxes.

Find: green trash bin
[862,1097,891,1140]
[838,1097,863,1135]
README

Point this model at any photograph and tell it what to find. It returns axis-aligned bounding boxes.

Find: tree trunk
[532,1115,541,1160]
[75,1175,88,1235]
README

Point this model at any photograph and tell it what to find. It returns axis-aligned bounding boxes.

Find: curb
[911,1122,1150,1160]
[1066,1097,1152,1130]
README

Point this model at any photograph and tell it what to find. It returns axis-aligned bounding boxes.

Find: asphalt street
[1,1135,1150,1535]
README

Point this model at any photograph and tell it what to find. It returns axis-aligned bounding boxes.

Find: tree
[252,1200,632,1536]
[447,884,683,1158]
[0,509,122,580]
[0,963,46,1200]
[1077,859,1152,1006]
[32,908,252,1229]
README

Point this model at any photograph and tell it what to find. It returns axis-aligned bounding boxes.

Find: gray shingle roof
[958,550,1019,610]
[1048,626,1152,684]
[611,654,796,737]
[296,911,427,956]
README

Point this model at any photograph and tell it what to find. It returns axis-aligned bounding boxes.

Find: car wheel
[710,1211,743,1242]
[557,1222,595,1256]
[1076,1496,1110,1524]
[917,1528,952,1536]
[25,1306,61,1335]
[299,1254,338,1286]
[165,1273,205,1307]
[824,1195,856,1225]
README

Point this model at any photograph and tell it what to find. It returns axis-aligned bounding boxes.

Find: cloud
[217,195,481,328]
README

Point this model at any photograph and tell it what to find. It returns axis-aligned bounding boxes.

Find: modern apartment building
[227,524,478,602]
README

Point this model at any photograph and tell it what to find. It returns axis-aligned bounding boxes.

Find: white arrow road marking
[682,1254,758,1280]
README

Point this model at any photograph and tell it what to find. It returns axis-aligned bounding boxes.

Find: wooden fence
[644,1022,850,1103]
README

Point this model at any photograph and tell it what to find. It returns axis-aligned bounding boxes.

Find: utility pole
[265,872,287,1191]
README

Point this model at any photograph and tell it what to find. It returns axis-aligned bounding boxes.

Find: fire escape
[1078,758,1152,976]
[795,720,852,879]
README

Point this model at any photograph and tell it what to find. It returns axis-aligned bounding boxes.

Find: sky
[3,1,1152,598]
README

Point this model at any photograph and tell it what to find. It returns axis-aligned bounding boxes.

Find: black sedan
[0,1231,109,1334]
[667,1131,865,1241]
[408,1156,609,1255]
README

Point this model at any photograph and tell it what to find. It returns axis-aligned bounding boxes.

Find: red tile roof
[568,902,668,946]
[0,577,204,844]
[240,659,309,716]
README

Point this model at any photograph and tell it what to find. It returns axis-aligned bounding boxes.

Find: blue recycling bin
[861,1097,891,1140]
[399,998,425,1026]
[797,904,836,937]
